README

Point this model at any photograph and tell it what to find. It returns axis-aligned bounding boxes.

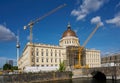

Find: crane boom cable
[34,4,66,24]
[82,23,100,47]
[25,4,66,28]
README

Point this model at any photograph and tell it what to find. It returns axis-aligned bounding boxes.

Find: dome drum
[59,23,80,47]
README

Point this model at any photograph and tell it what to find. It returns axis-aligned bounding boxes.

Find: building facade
[18,23,101,72]
[18,43,66,72]
[7,60,13,66]
[101,53,120,67]
[85,49,101,68]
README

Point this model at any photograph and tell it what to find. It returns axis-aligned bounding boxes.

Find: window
[55,64,57,66]
[55,50,57,56]
[36,48,38,51]
[59,50,61,57]
[46,65,49,67]
[36,65,39,67]
[42,58,44,62]
[32,51,34,56]
[51,59,53,62]
[41,49,43,56]
[36,51,39,56]
[55,58,57,63]
[36,58,39,62]
[46,59,48,62]
[59,59,61,63]
[51,64,53,66]
[32,59,34,62]
[31,48,33,51]
[41,65,44,67]
[51,49,53,56]
[110,57,112,60]
[46,49,48,56]
[115,56,117,60]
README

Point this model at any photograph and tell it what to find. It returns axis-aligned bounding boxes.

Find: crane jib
[24,4,66,43]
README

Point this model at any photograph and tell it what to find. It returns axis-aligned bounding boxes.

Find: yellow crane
[73,23,100,69]
[24,4,66,43]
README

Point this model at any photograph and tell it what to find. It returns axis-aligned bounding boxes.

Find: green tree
[59,61,66,72]
[12,66,18,70]
[3,63,12,70]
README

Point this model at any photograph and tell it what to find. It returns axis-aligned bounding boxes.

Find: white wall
[101,62,115,67]
[24,66,59,72]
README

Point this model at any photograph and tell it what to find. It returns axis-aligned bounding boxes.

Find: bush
[59,61,66,72]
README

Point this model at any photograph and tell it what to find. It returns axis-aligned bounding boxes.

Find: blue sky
[0,0,120,67]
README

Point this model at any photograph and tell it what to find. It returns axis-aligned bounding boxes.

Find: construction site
[16,4,101,72]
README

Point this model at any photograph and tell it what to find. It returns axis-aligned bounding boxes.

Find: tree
[59,61,66,72]
[12,66,18,70]
[3,63,12,70]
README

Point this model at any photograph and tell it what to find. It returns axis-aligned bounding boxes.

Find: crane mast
[73,23,100,69]
[24,4,66,43]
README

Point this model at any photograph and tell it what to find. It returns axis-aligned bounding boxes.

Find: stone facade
[18,43,66,71]
[85,49,101,68]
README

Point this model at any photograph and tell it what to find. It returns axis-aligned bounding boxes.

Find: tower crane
[72,23,100,69]
[24,4,66,43]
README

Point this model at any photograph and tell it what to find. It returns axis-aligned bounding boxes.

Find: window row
[35,58,62,63]
[87,59,100,63]
[32,49,61,57]
[86,55,100,58]
[36,64,58,67]
[64,40,78,44]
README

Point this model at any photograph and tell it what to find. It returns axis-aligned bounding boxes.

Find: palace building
[18,23,101,72]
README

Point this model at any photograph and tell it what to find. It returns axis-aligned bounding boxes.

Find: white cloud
[91,16,104,26]
[106,12,120,27]
[0,25,16,42]
[71,0,107,20]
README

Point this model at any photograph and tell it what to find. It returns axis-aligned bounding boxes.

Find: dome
[62,23,77,38]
